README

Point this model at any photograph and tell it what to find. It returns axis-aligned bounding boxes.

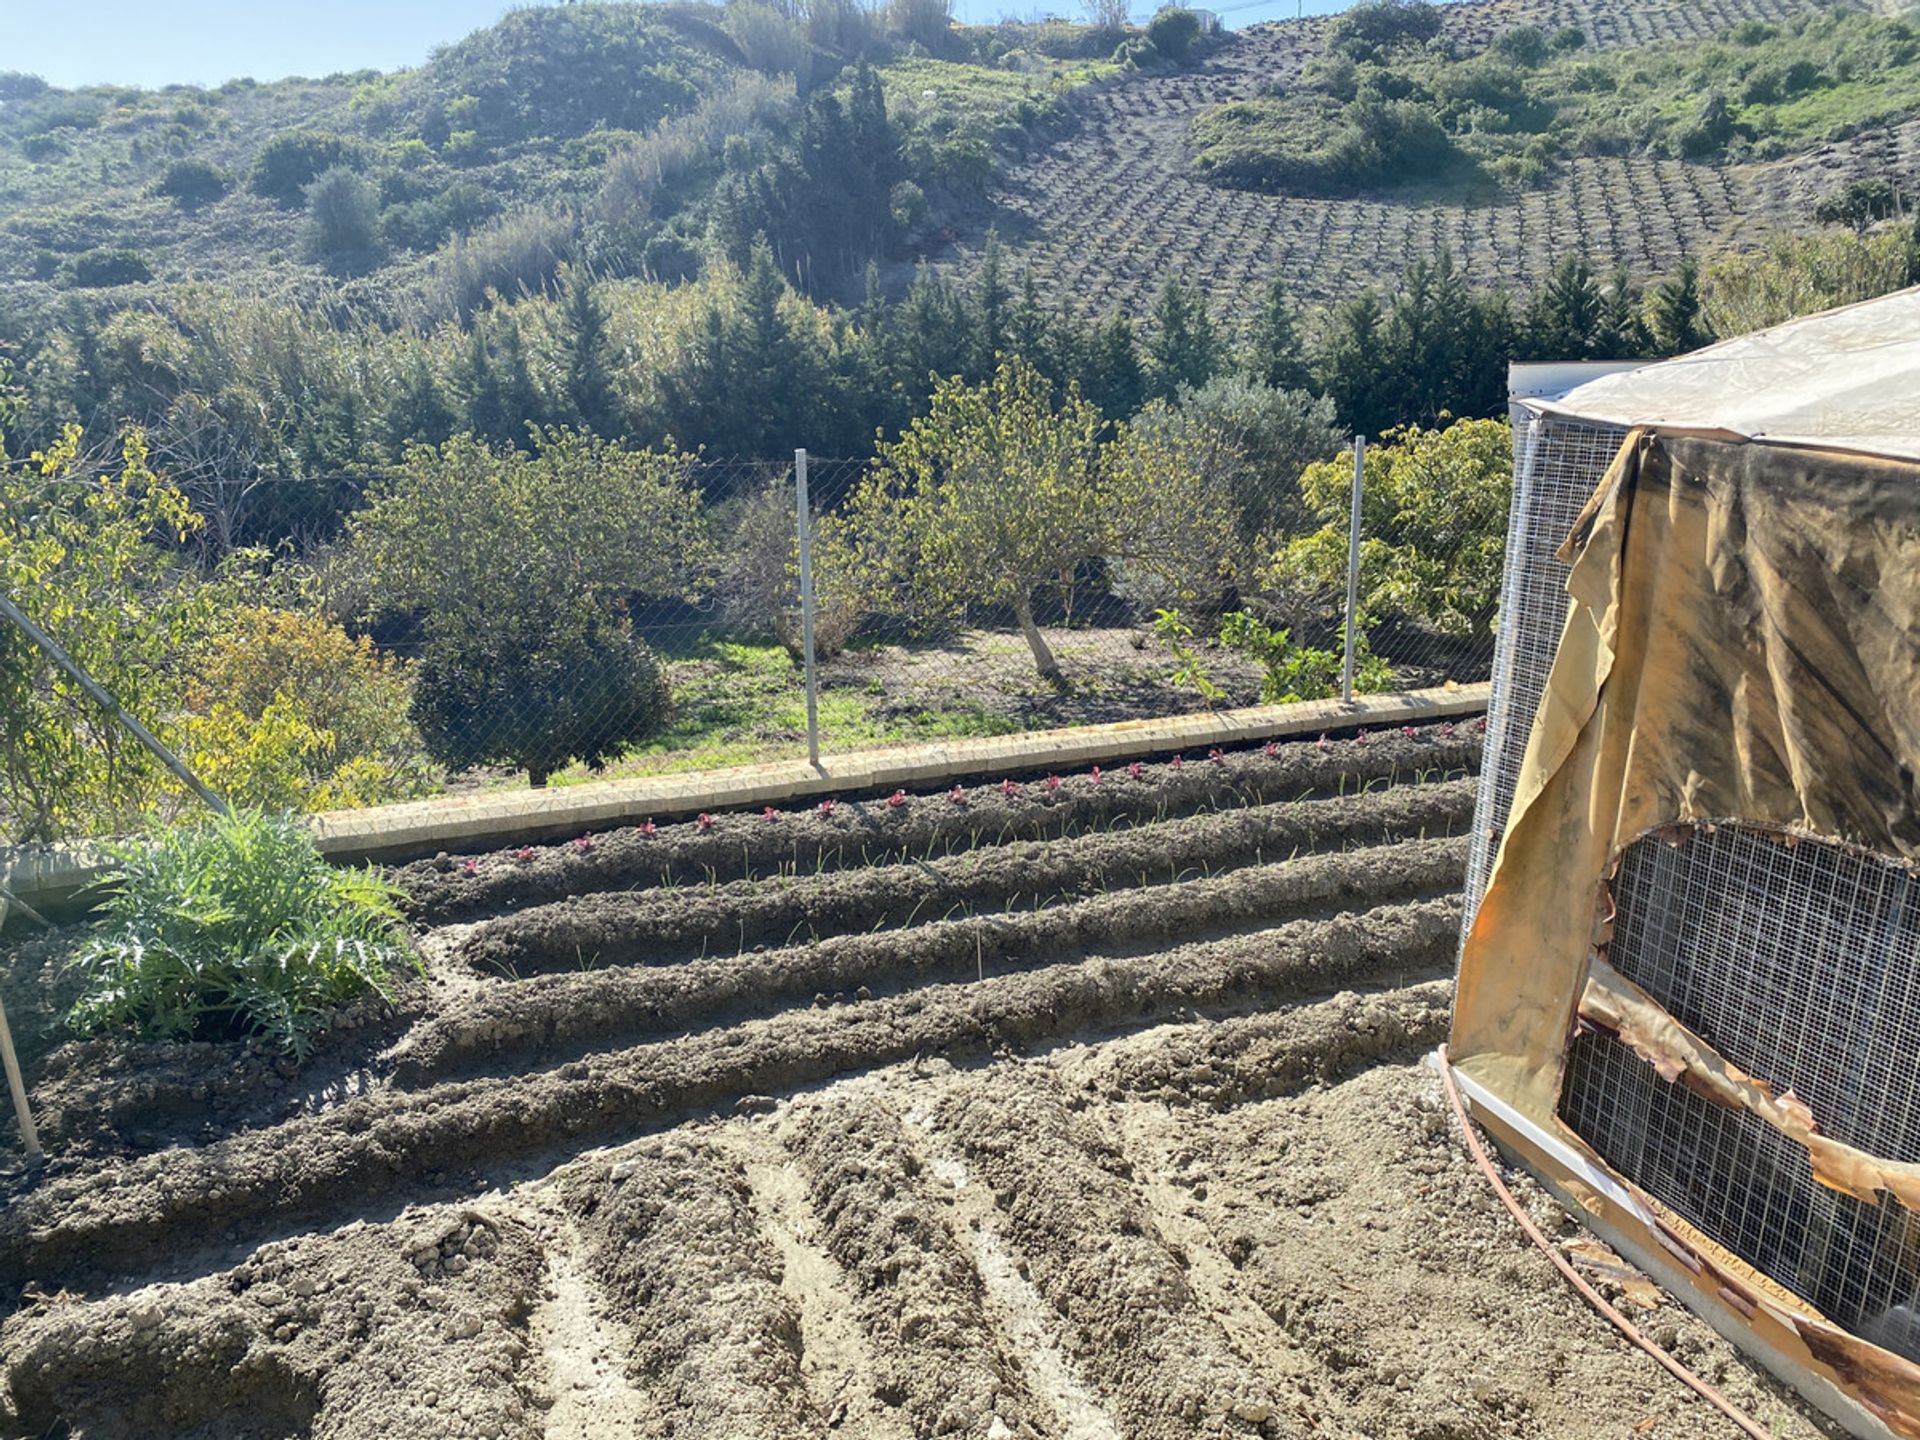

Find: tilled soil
[0,724,1844,1439]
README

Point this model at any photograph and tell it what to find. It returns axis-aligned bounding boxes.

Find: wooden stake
[0,891,42,1158]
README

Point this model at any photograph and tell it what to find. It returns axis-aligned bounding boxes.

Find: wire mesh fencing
[2,423,1515,846]
[1461,414,1631,941]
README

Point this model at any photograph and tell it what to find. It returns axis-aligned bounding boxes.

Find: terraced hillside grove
[0,725,1844,1439]
[980,0,1920,317]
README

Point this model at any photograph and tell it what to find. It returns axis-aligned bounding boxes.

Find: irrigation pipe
[1434,1044,1770,1440]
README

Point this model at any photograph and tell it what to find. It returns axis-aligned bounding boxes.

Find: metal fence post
[1340,434,1366,705]
[794,449,821,769]
[0,589,228,817]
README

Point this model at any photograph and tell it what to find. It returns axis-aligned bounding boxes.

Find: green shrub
[345,430,705,785]
[1147,6,1201,62]
[1328,0,1440,60]
[66,809,414,1057]
[410,609,671,786]
[1217,610,1390,702]
[65,247,152,287]
[155,157,232,206]
[304,165,382,259]
[250,130,354,205]
[182,607,436,811]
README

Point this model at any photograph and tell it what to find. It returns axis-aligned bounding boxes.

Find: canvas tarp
[1449,427,1920,1434]
[1531,287,1920,464]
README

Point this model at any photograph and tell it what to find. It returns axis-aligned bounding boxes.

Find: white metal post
[795,449,821,768]
[1341,434,1366,705]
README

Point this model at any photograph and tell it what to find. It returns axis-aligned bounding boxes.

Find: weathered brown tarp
[1454,429,1920,1117]
[1449,429,1920,1433]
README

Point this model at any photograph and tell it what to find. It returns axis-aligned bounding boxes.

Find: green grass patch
[532,634,1021,786]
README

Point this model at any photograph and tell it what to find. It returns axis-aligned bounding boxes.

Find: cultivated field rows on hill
[970,0,1919,316]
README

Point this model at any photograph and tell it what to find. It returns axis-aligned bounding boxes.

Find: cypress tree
[1083,312,1145,419]
[561,267,620,438]
[458,320,507,445]
[1642,257,1710,356]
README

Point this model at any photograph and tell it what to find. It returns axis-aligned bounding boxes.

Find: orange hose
[1435,1044,1773,1440]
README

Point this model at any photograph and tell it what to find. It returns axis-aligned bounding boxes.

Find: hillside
[0,2,1112,325]
[977,0,1920,316]
[3,0,1916,333]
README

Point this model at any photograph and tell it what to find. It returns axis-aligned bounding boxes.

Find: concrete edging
[3,683,1487,917]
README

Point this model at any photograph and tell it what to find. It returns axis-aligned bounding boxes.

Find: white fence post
[1341,434,1366,705]
[795,449,821,768]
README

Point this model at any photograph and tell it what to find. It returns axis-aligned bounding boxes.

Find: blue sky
[9,0,1359,89]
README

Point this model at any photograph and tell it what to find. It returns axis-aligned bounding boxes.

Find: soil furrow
[0,897,1460,1292]
[393,835,1468,1083]
[717,1126,919,1440]
[398,727,1482,923]
[0,1203,548,1440]
[558,1138,824,1440]
[529,1223,659,1439]
[1074,980,1456,1109]
[931,1067,1288,1439]
[785,1096,1039,1440]
[458,779,1475,977]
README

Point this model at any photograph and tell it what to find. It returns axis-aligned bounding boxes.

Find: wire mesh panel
[1560,823,1920,1351]
[1462,414,1629,938]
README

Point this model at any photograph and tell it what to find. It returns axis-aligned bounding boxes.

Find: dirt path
[0,724,1846,1439]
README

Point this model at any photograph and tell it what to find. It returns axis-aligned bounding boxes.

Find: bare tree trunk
[1014,597,1063,684]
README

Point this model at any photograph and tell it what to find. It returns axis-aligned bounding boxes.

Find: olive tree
[345,429,707,785]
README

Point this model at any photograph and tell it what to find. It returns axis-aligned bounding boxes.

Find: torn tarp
[1449,426,1920,1436]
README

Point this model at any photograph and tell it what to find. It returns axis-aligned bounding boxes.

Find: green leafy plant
[1263,417,1511,648]
[345,428,704,786]
[1217,610,1391,702]
[66,809,415,1057]
[1152,608,1226,704]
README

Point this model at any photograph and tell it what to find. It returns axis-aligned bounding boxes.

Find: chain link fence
[1,431,1508,846]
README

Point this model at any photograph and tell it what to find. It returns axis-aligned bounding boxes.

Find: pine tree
[1595,265,1646,359]
[1007,270,1053,383]
[562,267,620,437]
[497,315,541,447]
[970,232,1010,376]
[383,349,457,452]
[1083,312,1145,419]
[894,263,971,401]
[1523,254,1604,359]
[458,321,508,445]
[1145,276,1223,402]
[1312,291,1393,437]
[1642,257,1710,356]
[1244,279,1311,392]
